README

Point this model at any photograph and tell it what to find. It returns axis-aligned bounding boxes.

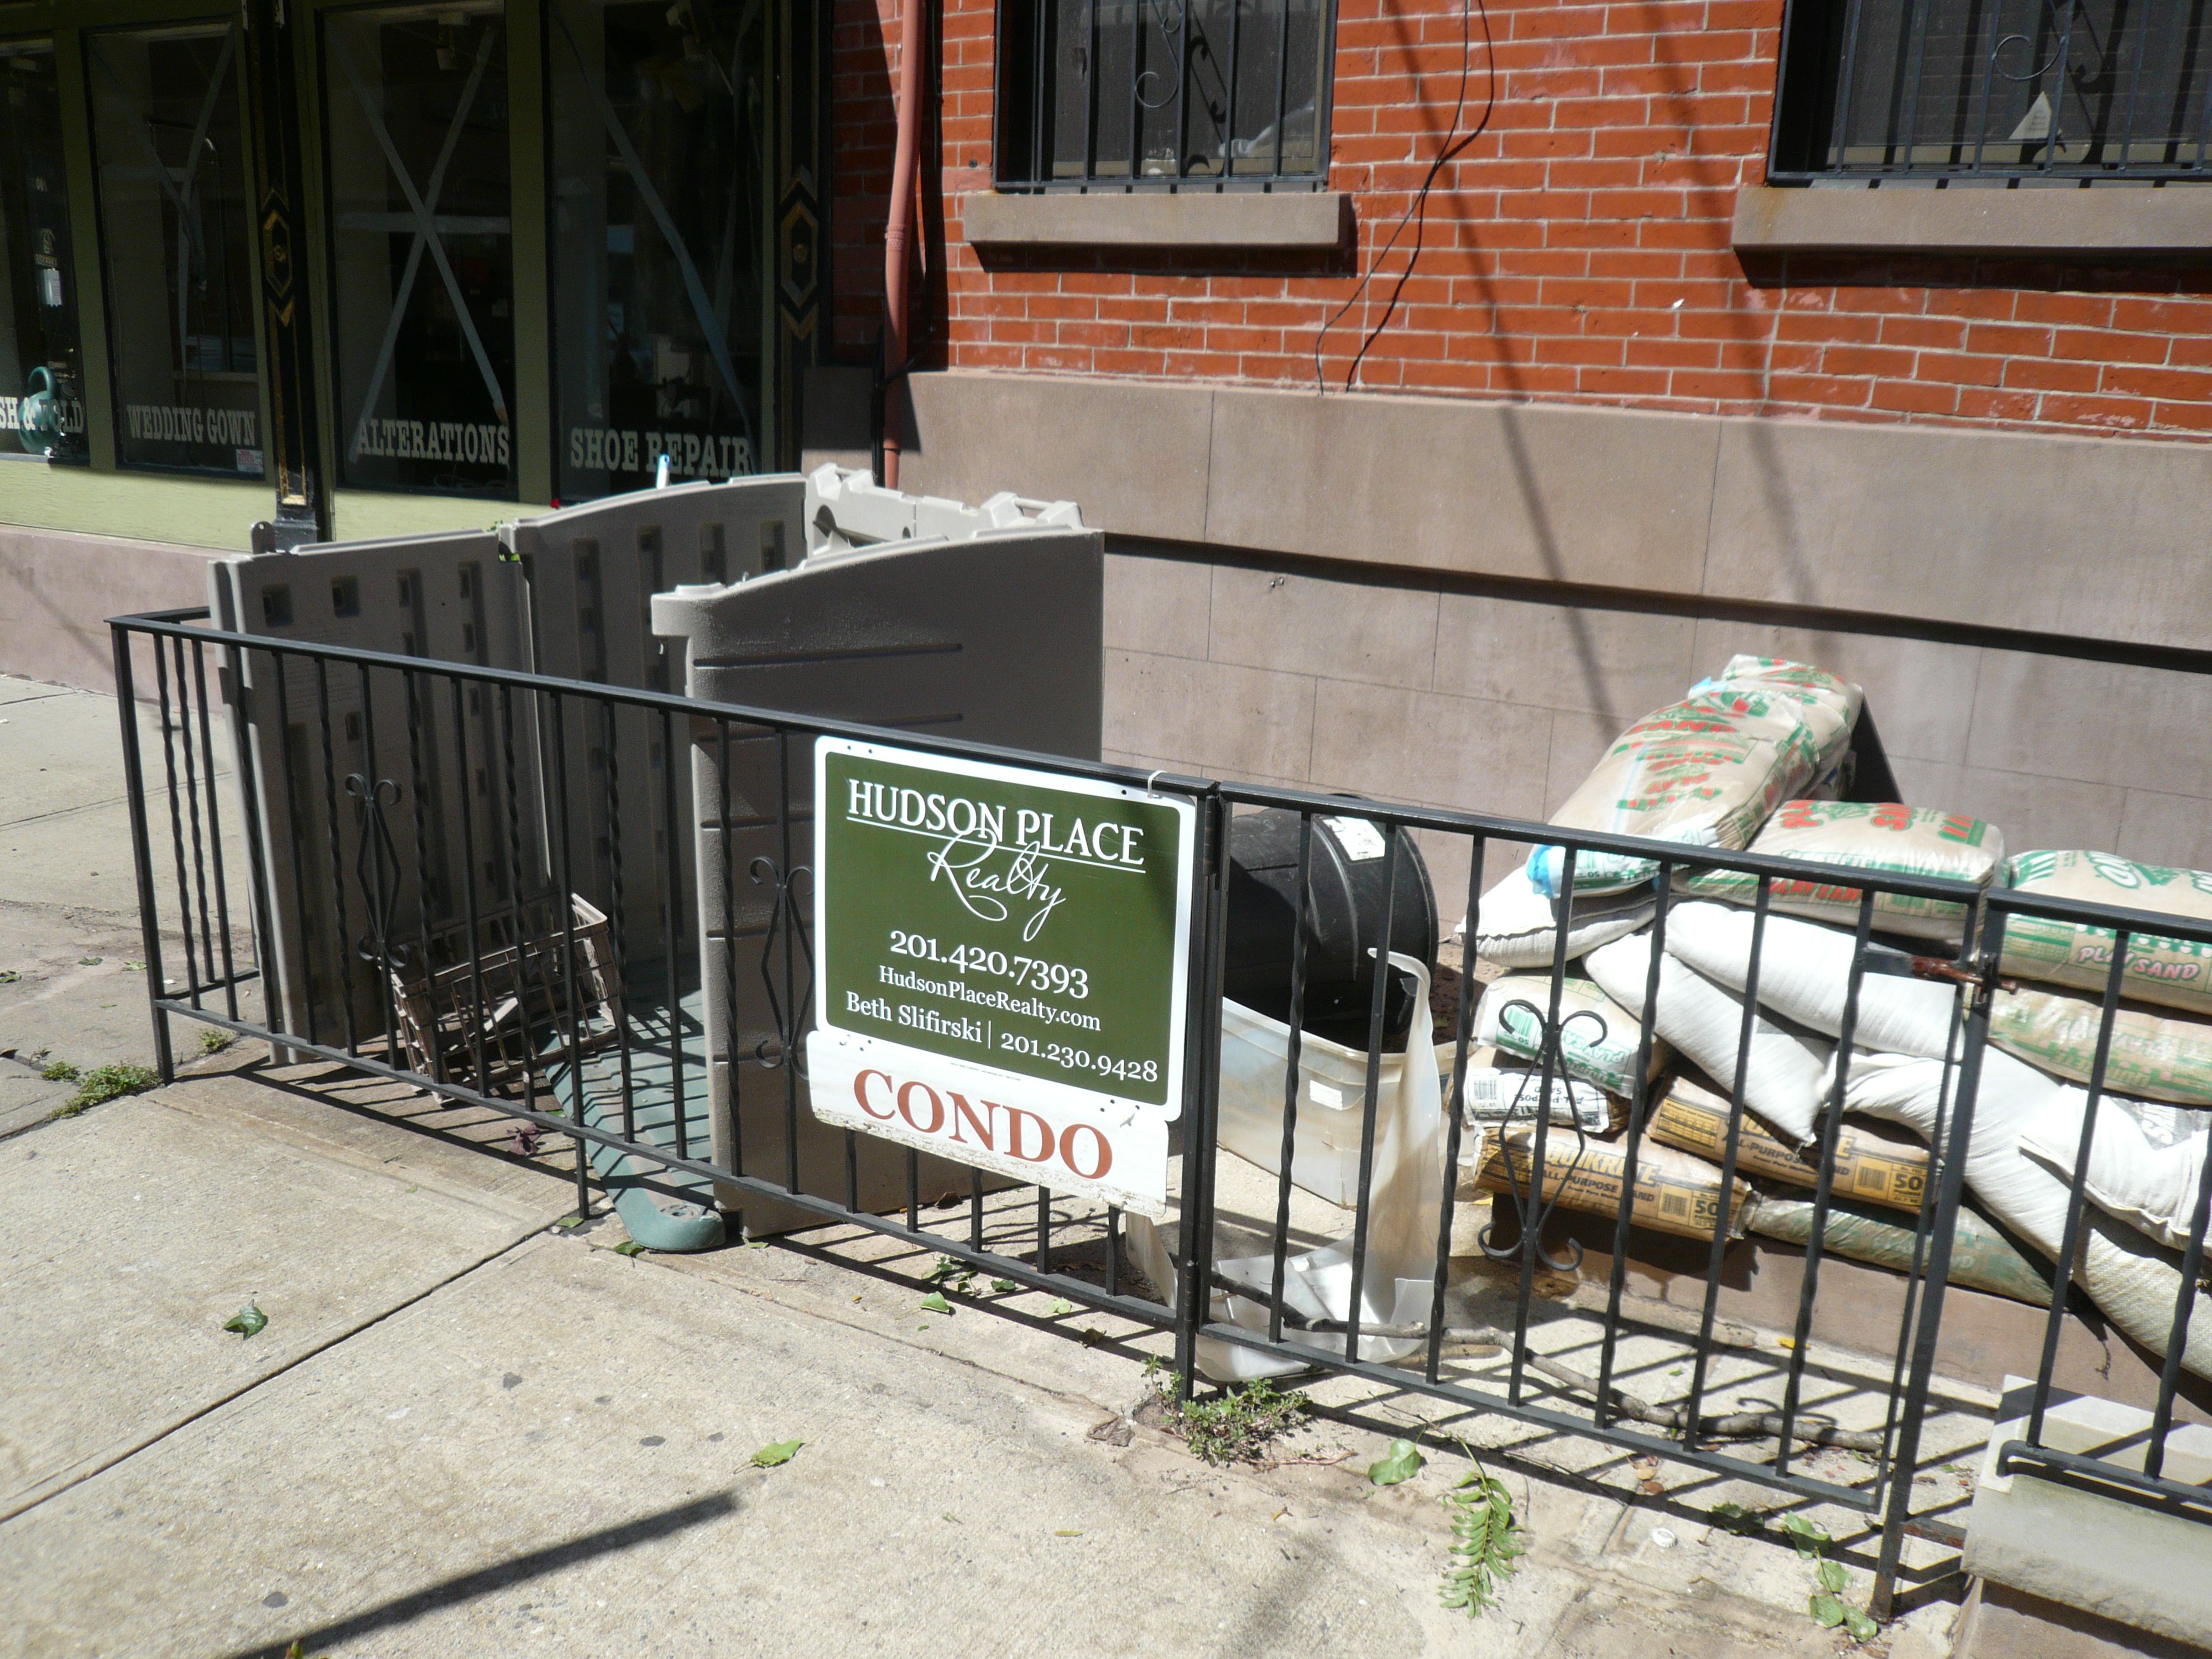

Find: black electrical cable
[1312,0,1496,393]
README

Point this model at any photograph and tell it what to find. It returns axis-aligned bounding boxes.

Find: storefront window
[324,2,515,497]
[549,0,767,500]
[0,41,86,463]
[87,22,262,477]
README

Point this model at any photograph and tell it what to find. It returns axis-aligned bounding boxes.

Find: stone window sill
[1733,182,2212,257]
[962,189,1351,251]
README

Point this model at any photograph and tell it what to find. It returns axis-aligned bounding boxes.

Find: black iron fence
[1773,0,2212,182]
[112,606,2212,1620]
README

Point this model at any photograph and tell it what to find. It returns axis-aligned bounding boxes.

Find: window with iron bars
[994,0,1334,191]
[1771,0,2212,182]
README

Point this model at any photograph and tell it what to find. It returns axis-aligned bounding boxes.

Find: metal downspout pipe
[880,0,930,489]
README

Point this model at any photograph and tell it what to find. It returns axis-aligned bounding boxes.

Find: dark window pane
[88,22,263,477]
[549,0,767,502]
[0,41,85,463]
[1788,0,2212,178]
[999,0,1330,187]
[325,3,516,497]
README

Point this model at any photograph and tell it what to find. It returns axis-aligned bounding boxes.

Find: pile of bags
[1457,655,2212,1380]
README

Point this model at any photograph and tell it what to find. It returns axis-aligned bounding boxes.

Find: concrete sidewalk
[0,672,1965,1657]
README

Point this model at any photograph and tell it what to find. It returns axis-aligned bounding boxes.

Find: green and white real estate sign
[806,737,1196,1218]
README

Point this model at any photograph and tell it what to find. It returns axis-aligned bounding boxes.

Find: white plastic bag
[1679,800,2003,943]
[1660,901,1960,1058]
[1129,952,1444,1382]
[1839,1049,2212,1381]
[1464,860,1651,969]
[1584,928,1833,1146]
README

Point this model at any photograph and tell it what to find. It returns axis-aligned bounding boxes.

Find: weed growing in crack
[1439,1452,1525,1618]
[1780,1514,1879,1643]
[1142,1358,1309,1467]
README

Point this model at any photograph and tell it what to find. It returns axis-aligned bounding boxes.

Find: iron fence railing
[993,0,1333,190]
[1773,0,2212,182]
[112,604,2212,1622]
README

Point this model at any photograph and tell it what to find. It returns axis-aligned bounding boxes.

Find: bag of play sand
[1999,849,2212,1018]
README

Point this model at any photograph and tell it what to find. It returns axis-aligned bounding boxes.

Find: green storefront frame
[0,0,826,551]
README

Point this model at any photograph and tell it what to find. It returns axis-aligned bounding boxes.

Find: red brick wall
[831,0,2212,440]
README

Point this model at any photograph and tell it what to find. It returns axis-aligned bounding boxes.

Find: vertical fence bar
[1427,833,1486,1383]
[1595,857,1672,1426]
[1270,0,1289,176]
[152,638,202,1011]
[112,627,176,1083]
[315,660,359,1056]
[450,675,492,1092]
[171,637,220,1001]
[1267,811,1314,1345]
[550,692,592,1219]
[1223,0,1243,176]
[2041,0,2082,171]
[189,639,241,1020]
[1828,0,1869,171]
[2144,1121,2212,1481]
[356,662,401,1057]
[1127,0,1145,180]
[499,684,536,1110]
[404,670,441,1082]
[1342,824,1404,1369]
[1084,0,1102,181]
[601,698,637,1141]
[1172,787,1228,1400]
[1872,947,1992,1620]
[1037,1185,1053,1274]
[776,729,802,1197]
[660,707,689,1161]
[1773,886,1878,1475]
[717,719,744,1178]
[2028,923,2132,1449]
[1509,846,1577,1407]
[1683,874,1772,1447]
[273,648,319,1048]
[222,642,280,1039]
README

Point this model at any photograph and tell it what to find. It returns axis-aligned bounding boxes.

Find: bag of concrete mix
[1472,971,1666,1098]
[1999,850,2212,1018]
[1662,901,1960,1058]
[1528,657,1862,899]
[1448,1063,1625,1134]
[1839,1048,2212,1381]
[1468,1124,1751,1244]
[1650,1072,1928,1212]
[2020,1095,2210,1254]
[1464,859,1652,969]
[1680,801,2004,943]
[1743,1189,2051,1307]
[1584,929,1834,1146]
[1990,986,2212,1106]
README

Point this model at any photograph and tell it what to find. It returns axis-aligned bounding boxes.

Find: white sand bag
[1661,901,1959,1058]
[1531,657,1862,898]
[1464,860,1651,969]
[1680,800,2004,943]
[2020,1096,2209,1253]
[1473,971,1665,1098]
[1999,850,2212,1018]
[1990,986,2212,1106]
[1584,930,1833,1145]
[1839,1049,2212,1380]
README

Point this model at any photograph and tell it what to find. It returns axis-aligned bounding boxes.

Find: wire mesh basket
[390,892,623,1096]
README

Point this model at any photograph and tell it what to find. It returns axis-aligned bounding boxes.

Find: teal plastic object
[545,980,724,1252]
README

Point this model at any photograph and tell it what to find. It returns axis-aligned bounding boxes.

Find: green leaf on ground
[552,1215,583,1230]
[78,957,102,967]
[1843,1604,1879,1643]
[991,1278,1018,1293]
[1047,1298,1075,1317]
[751,1438,803,1468]
[1778,1513,1828,1557]
[1817,1558,1849,1594]
[920,1291,951,1313]
[123,961,144,972]
[40,1061,79,1083]
[1709,1501,1765,1536]
[0,971,19,984]
[1808,1592,1846,1629]
[615,1240,646,1256]
[223,1302,267,1338]
[1369,1438,1426,1486]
